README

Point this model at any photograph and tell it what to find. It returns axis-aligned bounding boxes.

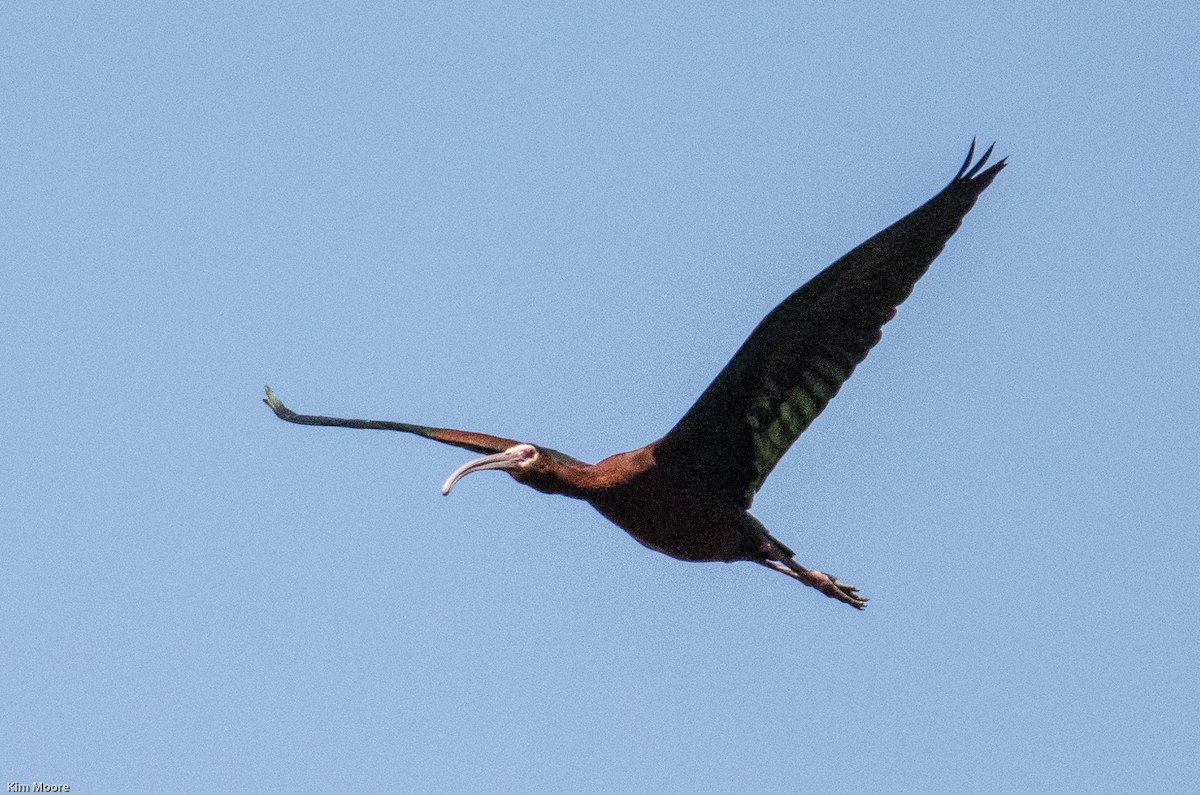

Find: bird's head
[441,443,544,495]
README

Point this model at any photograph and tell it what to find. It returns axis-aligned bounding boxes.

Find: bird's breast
[588,482,759,563]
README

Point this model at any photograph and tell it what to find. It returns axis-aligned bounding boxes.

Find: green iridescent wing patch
[744,357,849,497]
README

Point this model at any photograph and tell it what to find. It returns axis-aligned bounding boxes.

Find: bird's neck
[527,445,658,500]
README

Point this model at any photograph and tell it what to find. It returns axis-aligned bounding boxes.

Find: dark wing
[655,142,1006,508]
[263,386,588,466]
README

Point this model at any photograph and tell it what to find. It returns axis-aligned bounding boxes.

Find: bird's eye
[508,443,538,462]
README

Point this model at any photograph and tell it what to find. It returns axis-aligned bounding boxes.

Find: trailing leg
[756,555,867,610]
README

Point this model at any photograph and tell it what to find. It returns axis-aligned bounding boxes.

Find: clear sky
[4,2,1197,792]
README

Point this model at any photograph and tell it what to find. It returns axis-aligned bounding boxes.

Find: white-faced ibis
[264,142,1005,609]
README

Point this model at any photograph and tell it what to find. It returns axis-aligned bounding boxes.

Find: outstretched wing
[654,142,1006,508]
[263,386,588,466]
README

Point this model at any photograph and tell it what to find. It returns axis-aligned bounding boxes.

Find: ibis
[264,142,1006,609]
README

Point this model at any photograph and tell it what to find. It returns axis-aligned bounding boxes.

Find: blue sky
[3,2,1197,791]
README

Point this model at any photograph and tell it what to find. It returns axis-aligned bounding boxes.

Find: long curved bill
[441,449,528,495]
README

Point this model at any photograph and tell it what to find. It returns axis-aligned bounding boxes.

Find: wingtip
[954,139,1006,184]
[262,385,290,418]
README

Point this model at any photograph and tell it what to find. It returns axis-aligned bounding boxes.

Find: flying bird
[264,141,1005,609]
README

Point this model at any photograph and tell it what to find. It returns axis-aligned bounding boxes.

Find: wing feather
[655,144,1006,507]
[263,386,587,466]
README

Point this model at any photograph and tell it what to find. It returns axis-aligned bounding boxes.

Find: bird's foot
[810,571,868,610]
[759,557,868,609]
